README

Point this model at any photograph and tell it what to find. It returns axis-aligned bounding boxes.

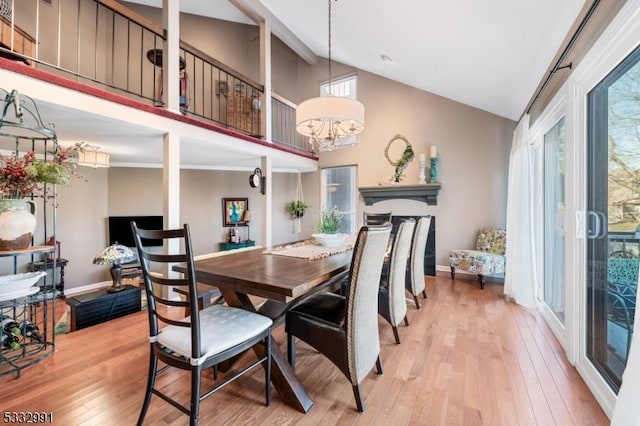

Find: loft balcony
[0,0,312,157]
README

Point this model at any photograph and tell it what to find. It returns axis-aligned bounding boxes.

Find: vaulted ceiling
[128,0,586,121]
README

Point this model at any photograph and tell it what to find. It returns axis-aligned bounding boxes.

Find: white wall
[57,166,110,288]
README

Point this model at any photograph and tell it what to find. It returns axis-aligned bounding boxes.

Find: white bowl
[312,233,347,247]
[0,271,47,295]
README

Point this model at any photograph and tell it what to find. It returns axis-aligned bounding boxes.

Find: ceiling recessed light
[381,54,392,63]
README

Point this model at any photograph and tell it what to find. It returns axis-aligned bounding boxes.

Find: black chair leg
[137,350,157,426]
[190,366,201,426]
[265,334,271,406]
[403,316,409,327]
[213,364,218,380]
[376,355,383,375]
[353,384,365,412]
[422,289,427,299]
[287,333,295,368]
[479,274,486,289]
[392,326,400,344]
[450,266,455,280]
[413,295,421,309]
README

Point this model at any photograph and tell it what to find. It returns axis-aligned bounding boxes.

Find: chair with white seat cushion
[131,223,272,426]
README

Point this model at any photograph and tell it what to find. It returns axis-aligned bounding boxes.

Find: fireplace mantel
[359,184,441,206]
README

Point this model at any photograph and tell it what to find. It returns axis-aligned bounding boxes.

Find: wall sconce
[249,167,265,195]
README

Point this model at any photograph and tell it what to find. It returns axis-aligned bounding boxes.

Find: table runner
[264,235,356,260]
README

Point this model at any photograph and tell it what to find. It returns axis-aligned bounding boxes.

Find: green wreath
[384,134,414,182]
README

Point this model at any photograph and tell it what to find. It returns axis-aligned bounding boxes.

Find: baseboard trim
[64,281,182,300]
[64,281,112,297]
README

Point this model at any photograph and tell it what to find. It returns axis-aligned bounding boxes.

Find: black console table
[66,285,141,331]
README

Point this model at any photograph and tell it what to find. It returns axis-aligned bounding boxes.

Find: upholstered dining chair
[449,227,506,289]
[285,224,392,412]
[131,223,272,426]
[406,216,432,308]
[378,219,415,344]
[364,211,392,225]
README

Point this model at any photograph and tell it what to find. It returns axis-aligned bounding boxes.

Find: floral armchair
[449,227,506,289]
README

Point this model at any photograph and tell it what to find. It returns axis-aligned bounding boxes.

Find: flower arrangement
[318,207,342,234]
[0,143,83,199]
[287,200,309,218]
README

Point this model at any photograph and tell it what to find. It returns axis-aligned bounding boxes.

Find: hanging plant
[288,200,309,218]
[384,134,414,182]
[289,171,308,224]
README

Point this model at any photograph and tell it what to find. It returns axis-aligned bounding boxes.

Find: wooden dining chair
[378,219,415,344]
[285,224,392,412]
[131,223,272,426]
[406,216,432,308]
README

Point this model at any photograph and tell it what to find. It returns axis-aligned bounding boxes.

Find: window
[320,74,358,148]
[320,74,357,98]
[321,166,357,234]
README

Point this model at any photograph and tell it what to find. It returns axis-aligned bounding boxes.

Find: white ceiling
[4,0,588,169]
[128,0,586,121]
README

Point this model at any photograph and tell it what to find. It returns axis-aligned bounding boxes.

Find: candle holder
[418,158,427,184]
[429,157,439,183]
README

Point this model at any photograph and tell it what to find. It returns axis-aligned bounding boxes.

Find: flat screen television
[108,216,163,247]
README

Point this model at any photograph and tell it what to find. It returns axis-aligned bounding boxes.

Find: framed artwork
[222,198,248,227]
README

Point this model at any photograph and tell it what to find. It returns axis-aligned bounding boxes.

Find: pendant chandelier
[295,0,365,153]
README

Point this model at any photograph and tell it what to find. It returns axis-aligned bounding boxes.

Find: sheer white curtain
[611,263,640,426]
[505,114,537,308]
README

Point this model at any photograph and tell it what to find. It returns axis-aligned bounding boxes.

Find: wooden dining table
[173,245,353,413]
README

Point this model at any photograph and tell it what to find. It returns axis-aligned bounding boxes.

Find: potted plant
[0,144,82,250]
[287,200,309,218]
[312,207,346,246]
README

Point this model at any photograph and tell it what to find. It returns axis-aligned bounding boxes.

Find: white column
[162,0,180,113]
[261,156,272,247]
[260,20,272,141]
[163,132,180,298]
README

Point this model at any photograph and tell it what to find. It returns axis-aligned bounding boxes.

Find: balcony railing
[271,93,309,152]
[0,0,310,153]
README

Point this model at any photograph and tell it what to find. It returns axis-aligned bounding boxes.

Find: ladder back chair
[131,222,272,426]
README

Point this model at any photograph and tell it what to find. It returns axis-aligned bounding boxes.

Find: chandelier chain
[328,0,333,94]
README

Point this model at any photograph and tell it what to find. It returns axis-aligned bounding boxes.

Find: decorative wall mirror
[384,134,414,182]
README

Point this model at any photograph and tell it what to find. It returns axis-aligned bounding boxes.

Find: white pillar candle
[419,153,426,162]
[430,146,437,158]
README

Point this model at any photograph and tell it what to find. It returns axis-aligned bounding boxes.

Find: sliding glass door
[544,118,566,324]
[587,45,640,391]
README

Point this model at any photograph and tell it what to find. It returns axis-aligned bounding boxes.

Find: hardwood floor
[0,274,609,425]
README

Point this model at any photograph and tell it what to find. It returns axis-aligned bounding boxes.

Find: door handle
[586,210,607,239]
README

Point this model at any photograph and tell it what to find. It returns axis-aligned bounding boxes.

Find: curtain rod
[524,0,601,116]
